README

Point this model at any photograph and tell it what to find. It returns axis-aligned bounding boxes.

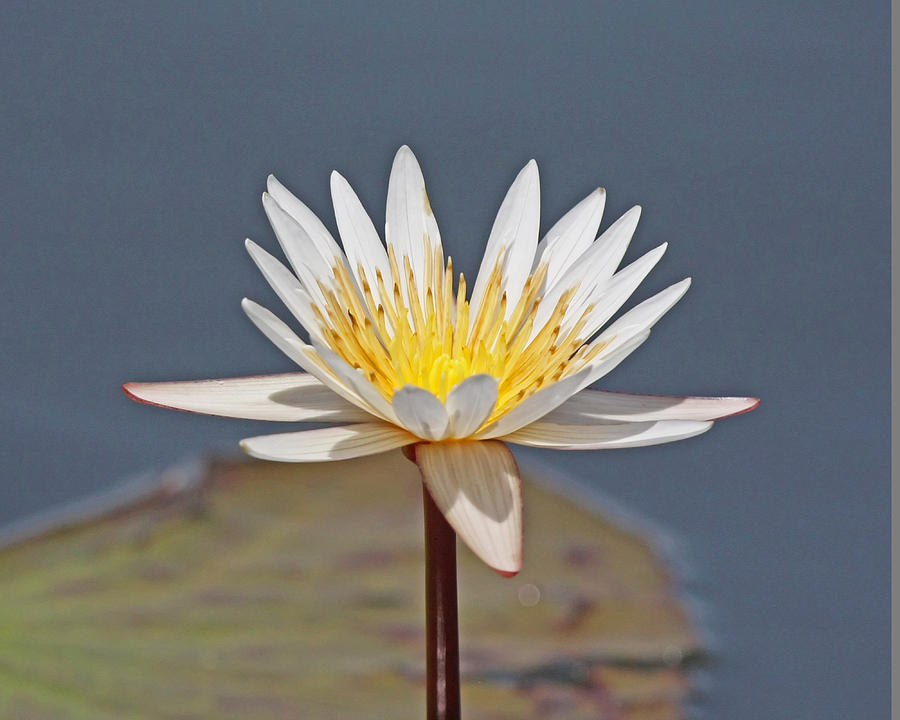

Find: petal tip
[262,191,286,215]
[673,277,692,297]
[720,397,760,418]
[395,144,415,161]
[645,242,668,261]
[522,158,539,177]
[121,382,167,411]
[493,566,522,578]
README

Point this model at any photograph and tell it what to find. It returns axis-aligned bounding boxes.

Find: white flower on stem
[124,147,758,576]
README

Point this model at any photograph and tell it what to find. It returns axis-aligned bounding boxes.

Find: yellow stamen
[317,253,611,431]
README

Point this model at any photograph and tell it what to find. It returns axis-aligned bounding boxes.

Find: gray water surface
[0,3,889,717]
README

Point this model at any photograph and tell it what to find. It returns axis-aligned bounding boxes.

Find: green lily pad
[0,451,701,719]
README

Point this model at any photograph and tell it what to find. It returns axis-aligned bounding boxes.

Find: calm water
[1,3,889,717]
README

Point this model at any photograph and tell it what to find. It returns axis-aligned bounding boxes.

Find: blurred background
[0,1,888,717]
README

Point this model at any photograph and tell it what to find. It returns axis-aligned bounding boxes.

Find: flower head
[125,147,758,575]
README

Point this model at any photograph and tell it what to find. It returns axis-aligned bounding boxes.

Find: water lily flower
[124,147,758,576]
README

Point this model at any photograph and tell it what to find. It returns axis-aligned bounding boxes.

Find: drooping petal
[543,389,760,424]
[414,440,522,576]
[385,146,442,307]
[469,159,540,329]
[391,385,450,440]
[502,419,714,449]
[244,239,327,344]
[477,330,652,439]
[241,298,380,417]
[240,422,416,462]
[534,187,606,288]
[122,373,370,422]
[445,374,498,438]
[330,171,393,310]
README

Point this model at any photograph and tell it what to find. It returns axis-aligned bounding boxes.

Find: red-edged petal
[543,389,760,423]
[123,372,370,422]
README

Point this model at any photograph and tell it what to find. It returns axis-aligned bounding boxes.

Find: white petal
[385,146,442,306]
[330,171,393,310]
[123,373,370,422]
[535,187,606,288]
[577,241,667,339]
[575,328,654,391]
[262,192,336,306]
[311,343,399,423]
[532,206,642,337]
[241,298,378,416]
[241,422,415,462]
[543,389,760,424]
[593,278,690,343]
[476,330,652,439]
[244,239,326,344]
[475,368,590,440]
[576,204,642,287]
[414,440,522,576]
[502,419,713,449]
[266,174,344,267]
[391,385,450,440]
[241,297,315,368]
[445,374,498,438]
[469,160,540,329]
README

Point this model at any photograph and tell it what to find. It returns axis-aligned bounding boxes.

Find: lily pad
[0,452,701,719]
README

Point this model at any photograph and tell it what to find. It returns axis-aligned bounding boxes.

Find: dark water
[0,3,889,717]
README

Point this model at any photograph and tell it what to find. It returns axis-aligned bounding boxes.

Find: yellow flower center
[310,236,608,426]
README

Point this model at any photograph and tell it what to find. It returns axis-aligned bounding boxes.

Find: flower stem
[422,483,461,720]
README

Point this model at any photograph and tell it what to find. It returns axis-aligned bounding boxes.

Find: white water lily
[124,147,758,576]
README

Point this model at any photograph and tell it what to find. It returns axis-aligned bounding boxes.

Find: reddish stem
[422,482,461,720]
